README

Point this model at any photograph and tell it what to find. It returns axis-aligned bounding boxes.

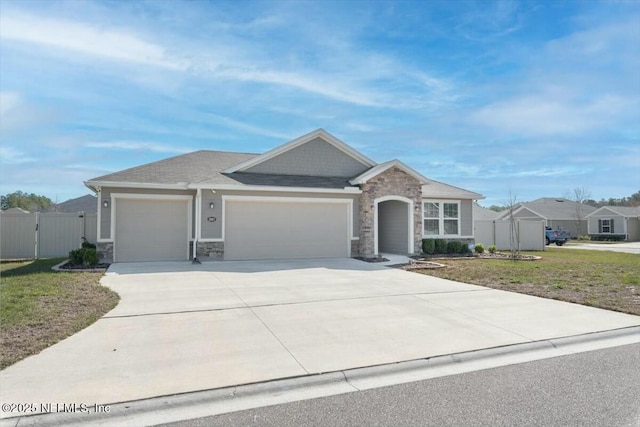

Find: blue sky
[0,0,638,206]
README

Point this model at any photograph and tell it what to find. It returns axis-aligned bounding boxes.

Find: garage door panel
[115,199,189,262]
[225,201,348,260]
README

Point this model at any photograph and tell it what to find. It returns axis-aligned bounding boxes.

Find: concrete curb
[51,260,108,273]
[2,326,639,427]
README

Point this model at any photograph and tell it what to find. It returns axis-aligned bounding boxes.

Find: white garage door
[115,198,190,262]
[224,199,350,260]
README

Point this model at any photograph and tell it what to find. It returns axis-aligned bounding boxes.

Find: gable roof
[586,206,640,218]
[49,194,97,213]
[350,160,429,185]
[422,179,484,200]
[223,128,376,174]
[496,198,597,220]
[86,150,259,189]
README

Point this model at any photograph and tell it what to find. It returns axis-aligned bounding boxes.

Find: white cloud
[0,147,36,164]
[0,92,22,117]
[0,12,188,70]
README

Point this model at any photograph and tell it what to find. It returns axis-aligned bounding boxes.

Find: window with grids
[600,219,612,233]
[423,201,460,236]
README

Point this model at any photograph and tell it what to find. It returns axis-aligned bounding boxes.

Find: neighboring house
[586,206,640,241]
[84,129,483,263]
[495,198,596,238]
[1,207,30,214]
[48,195,98,213]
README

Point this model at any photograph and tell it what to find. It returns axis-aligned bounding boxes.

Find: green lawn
[0,259,119,370]
[412,248,640,316]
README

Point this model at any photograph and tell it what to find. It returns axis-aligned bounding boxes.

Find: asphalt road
[159,344,640,427]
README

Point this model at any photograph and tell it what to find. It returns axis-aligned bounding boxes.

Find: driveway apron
[1,258,639,417]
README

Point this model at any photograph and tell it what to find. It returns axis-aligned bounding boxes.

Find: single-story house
[45,194,98,213]
[84,129,483,262]
[495,198,596,238]
[586,206,640,241]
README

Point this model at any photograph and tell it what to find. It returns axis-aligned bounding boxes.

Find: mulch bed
[56,261,111,271]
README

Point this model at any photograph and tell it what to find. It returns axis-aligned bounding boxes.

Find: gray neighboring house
[495,198,597,238]
[49,195,98,213]
[586,206,640,241]
[84,129,483,263]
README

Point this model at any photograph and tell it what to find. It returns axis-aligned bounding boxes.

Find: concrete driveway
[1,258,639,418]
[561,242,640,254]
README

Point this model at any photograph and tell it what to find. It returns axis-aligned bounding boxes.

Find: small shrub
[459,243,471,254]
[434,239,447,254]
[446,241,462,254]
[82,240,97,250]
[474,243,485,254]
[82,248,99,267]
[488,244,497,254]
[422,239,435,255]
[590,234,626,242]
[69,248,84,265]
[68,247,99,267]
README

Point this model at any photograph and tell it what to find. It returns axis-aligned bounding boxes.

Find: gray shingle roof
[517,198,597,220]
[473,203,500,220]
[591,206,640,217]
[88,150,259,185]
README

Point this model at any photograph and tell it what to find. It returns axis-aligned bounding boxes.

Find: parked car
[545,226,570,246]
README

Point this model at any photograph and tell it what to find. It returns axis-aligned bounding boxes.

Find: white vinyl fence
[0,212,97,259]
[474,220,545,251]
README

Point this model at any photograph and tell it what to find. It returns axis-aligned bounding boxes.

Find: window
[599,219,613,233]
[423,201,460,236]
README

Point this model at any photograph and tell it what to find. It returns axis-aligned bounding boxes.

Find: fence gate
[0,212,97,259]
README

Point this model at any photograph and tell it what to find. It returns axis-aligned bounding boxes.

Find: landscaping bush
[68,247,99,267]
[422,238,435,255]
[589,234,626,242]
[446,241,462,254]
[488,244,497,254]
[434,239,447,254]
[474,243,485,254]
[459,243,471,254]
[81,240,97,250]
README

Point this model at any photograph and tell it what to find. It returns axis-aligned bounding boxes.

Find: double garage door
[114,197,350,262]
[224,199,350,261]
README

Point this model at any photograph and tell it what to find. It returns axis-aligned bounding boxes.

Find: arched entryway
[375,196,414,255]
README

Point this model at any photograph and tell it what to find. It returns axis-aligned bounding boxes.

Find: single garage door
[224,200,349,260]
[115,198,190,262]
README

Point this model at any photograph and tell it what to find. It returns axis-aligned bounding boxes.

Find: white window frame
[422,200,460,237]
[601,218,612,234]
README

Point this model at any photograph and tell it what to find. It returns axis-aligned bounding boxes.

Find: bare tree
[564,187,591,237]
[504,189,521,258]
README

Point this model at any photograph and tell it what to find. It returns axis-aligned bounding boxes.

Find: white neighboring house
[586,206,640,241]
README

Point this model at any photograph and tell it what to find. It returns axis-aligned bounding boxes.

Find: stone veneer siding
[196,242,224,260]
[358,167,423,257]
[97,242,114,263]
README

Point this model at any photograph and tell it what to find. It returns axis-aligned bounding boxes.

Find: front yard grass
[0,259,119,370]
[412,248,640,316]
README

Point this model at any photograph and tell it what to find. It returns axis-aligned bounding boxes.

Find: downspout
[192,188,201,264]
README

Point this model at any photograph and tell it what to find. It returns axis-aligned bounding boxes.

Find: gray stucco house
[85,129,483,262]
[586,206,640,241]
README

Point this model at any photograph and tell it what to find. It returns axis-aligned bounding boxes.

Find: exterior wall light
[103,200,109,208]
[209,202,215,209]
